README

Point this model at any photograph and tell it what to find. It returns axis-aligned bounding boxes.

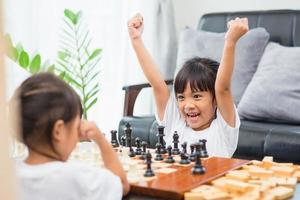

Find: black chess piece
[154,143,163,161]
[144,150,155,177]
[181,142,187,154]
[120,135,126,147]
[199,139,209,158]
[135,137,142,155]
[192,142,206,175]
[110,130,119,148]
[157,126,167,154]
[189,143,196,162]
[165,145,175,163]
[172,131,180,155]
[179,151,190,165]
[124,123,132,147]
[140,141,147,160]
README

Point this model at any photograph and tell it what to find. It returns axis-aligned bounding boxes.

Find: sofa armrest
[122,79,173,116]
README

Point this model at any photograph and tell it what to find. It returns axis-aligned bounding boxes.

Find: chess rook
[110,130,119,148]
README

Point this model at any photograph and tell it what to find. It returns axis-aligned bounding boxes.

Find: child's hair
[16,72,82,154]
[174,57,219,99]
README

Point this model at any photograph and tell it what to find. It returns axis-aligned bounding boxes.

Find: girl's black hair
[174,57,219,99]
[17,72,83,153]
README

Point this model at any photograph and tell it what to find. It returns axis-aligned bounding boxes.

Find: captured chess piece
[110,130,119,148]
[189,143,196,162]
[144,150,155,177]
[140,141,147,160]
[199,139,208,158]
[165,145,175,163]
[154,143,163,161]
[172,131,180,155]
[192,142,206,175]
[135,137,142,155]
[157,126,167,154]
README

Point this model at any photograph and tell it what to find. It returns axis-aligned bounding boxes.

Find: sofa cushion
[176,27,269,104]
[238,42,300,123]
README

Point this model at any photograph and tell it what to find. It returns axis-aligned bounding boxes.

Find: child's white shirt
[16,160,122,200]
[156,92,240,158]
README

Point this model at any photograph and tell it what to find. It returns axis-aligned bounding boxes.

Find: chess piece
[144,150,155,177]
[189,143,196,162]
[124,123,132,147]
[154,143,163,161]
[199,139,209,158]
[120,135,126,147]
[192,142,206,174]
[135,137,142,155]
[157,126,167,154]
[140,141,147,160]
[165,145,175,163]
[181,142,187,154]
[179,151,190,165]
[172,131,180,155]
[110,130,119,148]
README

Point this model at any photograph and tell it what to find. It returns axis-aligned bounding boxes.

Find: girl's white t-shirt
[156,92,240,158]
[16,160,122,200]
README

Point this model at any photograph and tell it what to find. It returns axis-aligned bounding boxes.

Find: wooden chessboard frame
[129,157,250,200]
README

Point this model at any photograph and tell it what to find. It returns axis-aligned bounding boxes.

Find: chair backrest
[198,10,300,47]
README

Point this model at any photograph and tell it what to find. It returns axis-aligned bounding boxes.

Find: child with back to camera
[13,73,130,200]
[128,14,249,157]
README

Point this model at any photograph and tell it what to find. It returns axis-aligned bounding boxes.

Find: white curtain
[4,0,177,135]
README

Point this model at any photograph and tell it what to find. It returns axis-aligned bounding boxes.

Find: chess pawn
[179,151,190,165]
[140,141,147,160]
[135,137,142,155]
[165,145,175,163]
[110,130,119,148]
[144,150,155,177]
[154,143,163,161]
[120,135,126,147]
[172,131,180,155]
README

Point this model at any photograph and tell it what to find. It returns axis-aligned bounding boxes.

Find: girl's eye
[177,95,184,101]
[193,94,202,99]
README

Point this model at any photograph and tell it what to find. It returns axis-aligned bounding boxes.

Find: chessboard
[69,142,250,200]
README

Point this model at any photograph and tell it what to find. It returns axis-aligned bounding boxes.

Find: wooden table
[125,157,251,200]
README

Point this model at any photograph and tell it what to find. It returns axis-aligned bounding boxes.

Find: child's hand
[128,13,144,40]
[79,120,103,141]
[225,17,249,43]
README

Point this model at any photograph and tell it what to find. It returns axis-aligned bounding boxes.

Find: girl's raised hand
[128,13,144,40]
[225,17,249,43]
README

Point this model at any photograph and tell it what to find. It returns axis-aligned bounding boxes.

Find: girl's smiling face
[176,82,216,131]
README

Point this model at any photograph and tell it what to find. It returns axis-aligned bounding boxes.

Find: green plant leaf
[88,49,102,61]
[19,51,30,69]
[15,43,24,54]
[47,64,56,73]
[4,35,18,61]
[58,51,70,60]
[86,98,98,111]
[64,9,81,25]
[30,54,41,73]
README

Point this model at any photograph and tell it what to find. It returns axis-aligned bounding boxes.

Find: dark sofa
[118,10,300,164]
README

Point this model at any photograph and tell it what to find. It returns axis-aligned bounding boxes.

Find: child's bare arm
[215,18,249,127]
[128,13,170,121]
[80,121,130,195]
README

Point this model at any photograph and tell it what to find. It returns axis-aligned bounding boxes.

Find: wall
[173,0,300,33]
